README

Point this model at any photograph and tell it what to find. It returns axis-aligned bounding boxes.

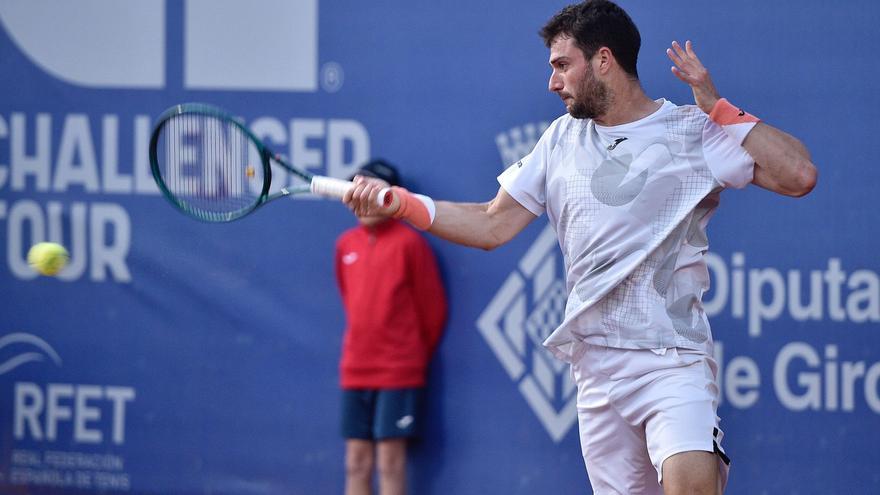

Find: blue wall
[1,1,877,493]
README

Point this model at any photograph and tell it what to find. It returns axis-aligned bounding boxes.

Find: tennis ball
[27,242,70,276]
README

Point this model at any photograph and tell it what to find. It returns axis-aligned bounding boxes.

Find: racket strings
[157,113,264,221]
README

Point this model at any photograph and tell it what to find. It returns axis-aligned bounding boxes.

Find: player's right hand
[344,176,399,217]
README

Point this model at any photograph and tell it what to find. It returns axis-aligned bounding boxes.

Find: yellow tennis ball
[27,242,70,276]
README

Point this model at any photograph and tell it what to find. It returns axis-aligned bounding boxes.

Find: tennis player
[344,1,816,493]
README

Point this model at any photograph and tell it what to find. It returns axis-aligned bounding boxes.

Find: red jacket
[335,219,447,389]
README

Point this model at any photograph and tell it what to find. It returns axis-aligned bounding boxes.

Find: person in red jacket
[335,159,447,495]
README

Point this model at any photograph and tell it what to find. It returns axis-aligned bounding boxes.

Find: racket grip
[311,176,393,207]
[310,176,353,198]
[379,187,396,209]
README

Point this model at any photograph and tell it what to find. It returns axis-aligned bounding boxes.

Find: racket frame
[149,103,317,222]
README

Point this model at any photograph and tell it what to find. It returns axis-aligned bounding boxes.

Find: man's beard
[567,66,611,120]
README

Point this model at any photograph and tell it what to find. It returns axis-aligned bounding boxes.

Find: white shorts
[571,343,729,494]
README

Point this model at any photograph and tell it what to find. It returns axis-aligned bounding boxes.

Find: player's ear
[596,46,613,74]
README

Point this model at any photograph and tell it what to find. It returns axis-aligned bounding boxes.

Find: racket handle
[310,175,392,207]
[377,187,394,208]
[310,176,352,198]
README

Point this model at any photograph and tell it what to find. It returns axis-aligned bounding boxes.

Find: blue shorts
[341,388,423,440]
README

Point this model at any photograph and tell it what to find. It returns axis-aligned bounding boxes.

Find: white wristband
[413,193,436,224]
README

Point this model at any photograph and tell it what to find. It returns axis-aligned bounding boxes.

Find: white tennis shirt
[498,99,755,362]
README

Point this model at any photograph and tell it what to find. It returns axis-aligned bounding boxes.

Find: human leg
[661,450,722,495]
[572,345,728,494]
[372,388,421,495]
[345,439,375,495]
[376,438,407,495]
[576,400,665,494]
[630,349,728,494]
[572,345,664,494]
[342,390,379,495]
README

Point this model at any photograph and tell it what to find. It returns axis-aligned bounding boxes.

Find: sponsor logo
[606,136,627,151]
[395,415,414,430]
[0,333,62,375]
[1,332,136,490]
[477,226,577,442]
[0,0,319,91]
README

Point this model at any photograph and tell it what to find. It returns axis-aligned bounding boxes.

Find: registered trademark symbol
[321,62,344,92]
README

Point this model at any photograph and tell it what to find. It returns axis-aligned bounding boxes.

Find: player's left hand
[667,40,720,115]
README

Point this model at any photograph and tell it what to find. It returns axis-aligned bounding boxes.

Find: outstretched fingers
[667,40,702,83]
[666,40,719,113]
[684,40,702,62]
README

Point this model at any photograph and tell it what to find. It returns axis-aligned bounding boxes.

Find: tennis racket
[149,103,390,222]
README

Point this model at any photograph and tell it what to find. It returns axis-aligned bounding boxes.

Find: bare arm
[343,178,537,250]
[429,187,537,250]
[739,123,816,196]
[667,40,817,197]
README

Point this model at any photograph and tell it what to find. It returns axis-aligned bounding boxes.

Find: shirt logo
[342,252,358,265]
[396,415,414,429]
[606,137,628,151]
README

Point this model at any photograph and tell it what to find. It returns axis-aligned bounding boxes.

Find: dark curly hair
[539,0,641,79]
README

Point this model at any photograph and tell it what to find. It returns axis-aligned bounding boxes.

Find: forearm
[344,178,537,248]
[705,99,817,197]
[429,200,522,250]
[426,187,538,250]
[666,41,817,197]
